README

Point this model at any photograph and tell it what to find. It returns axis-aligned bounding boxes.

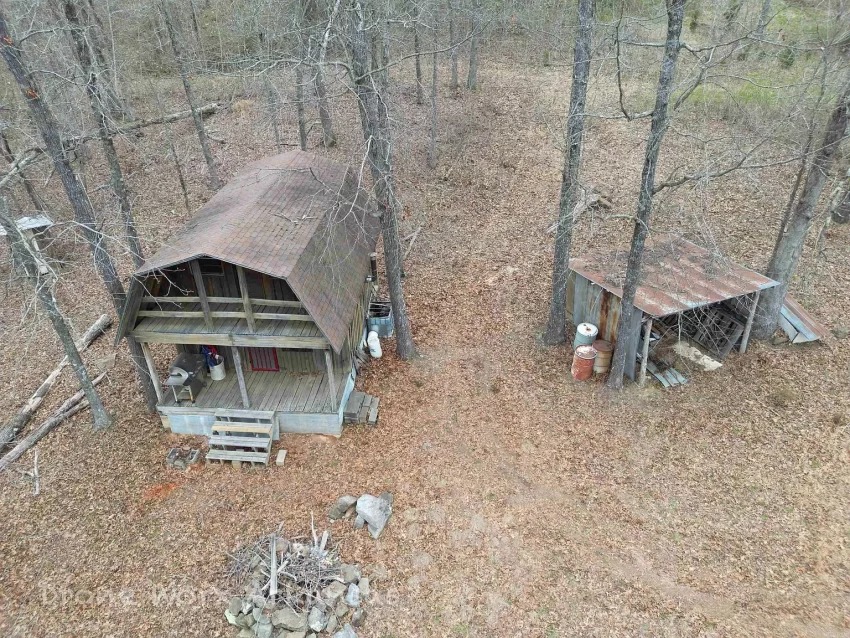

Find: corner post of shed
[235,265,256,333]
[739,289,761,354]
[138,339,163,403]
[324,349,337,408]
[189,259,213,330]
[230,346,251,408]
[639,317,653,387]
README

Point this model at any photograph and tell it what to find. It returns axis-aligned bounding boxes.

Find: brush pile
[224,525,370,637]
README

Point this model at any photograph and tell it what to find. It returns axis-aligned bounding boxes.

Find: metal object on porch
[165,353,206,403]
[367,301,394,338]
[344,391,380,426]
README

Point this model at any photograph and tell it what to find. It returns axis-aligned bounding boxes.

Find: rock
[224,608,239,626]
[237,629,254,638]
[379,491,394,506]
[321,581,347,604]
[340,563,361,584]
[275,449,288,466]
[252,607,263,622]
[329,495,358,520]
[325,613,338,634]
[256,617,274,638]
[282,631,306,638]
[333,624,358,638]
[335,600,350,619]
[241,597,254,615]
[232,460,243,469]
[353,515,365,529]
[272,608,307,631]
[358,577,370,598]
[307,605,327,632]
[832,326,849,339]
[235,613,252,628]
[350,609,367,628]
[345,583,361,608]
[228,596,242,616]
[355,494,392,539]
[245,614,256,627]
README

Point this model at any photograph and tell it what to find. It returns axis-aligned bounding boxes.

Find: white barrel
[367,331,382,358]
[573,323,599,348]
[209,356,226,381]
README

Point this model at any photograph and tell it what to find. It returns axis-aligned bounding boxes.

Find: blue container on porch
[367,301,394,338]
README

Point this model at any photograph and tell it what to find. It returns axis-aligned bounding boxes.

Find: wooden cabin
[117,151,379,440]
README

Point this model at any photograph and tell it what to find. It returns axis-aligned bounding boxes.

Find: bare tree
[265,77,284,152]
[607,0,686,389]
[0,11,159,411]
[0,196,111,430]
[413,4,425,105]
[467,0,481,90]
[314,0,340,147]
[543,0,594,346]
[61,0,143,266]
[448,0,459,90]
[427,10,439,169]
[0,129,44,213]
[294,62,309,150]
[753,76,850,338]
[160,0,221,190]
[349,0,417,360]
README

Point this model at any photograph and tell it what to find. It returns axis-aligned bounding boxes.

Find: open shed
[566,236,780,382]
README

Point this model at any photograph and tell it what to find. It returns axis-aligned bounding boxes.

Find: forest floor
[1,50,849,638]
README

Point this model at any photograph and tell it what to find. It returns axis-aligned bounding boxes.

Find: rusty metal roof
[569,236,779,318]
[135,151,379,351]
[780,295,829,343]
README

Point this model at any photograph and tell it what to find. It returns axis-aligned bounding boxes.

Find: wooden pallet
[207,413,273,465]
[644,360,689,388]
[344,391,380,426]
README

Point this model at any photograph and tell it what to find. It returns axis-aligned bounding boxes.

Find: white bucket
[573,323,599,349]
[367,331,382,358]
[209,357,226,381]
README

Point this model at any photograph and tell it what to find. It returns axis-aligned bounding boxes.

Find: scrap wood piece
[0,314,112,450]
[0,372,107,473]
[780,295,829,344]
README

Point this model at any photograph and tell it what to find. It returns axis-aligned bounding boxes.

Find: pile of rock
[328,492,393,539]
[224,528,374,638]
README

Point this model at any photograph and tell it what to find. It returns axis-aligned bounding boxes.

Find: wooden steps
[206,411,274,466]
[344,391,380,426]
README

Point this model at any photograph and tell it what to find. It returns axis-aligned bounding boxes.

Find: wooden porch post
[231,346,251,408]
[189,259,213,330]
[739,290,760,354]
[139,340,163,403]
[235,265,256,333]
[639,318,653,387]
[324,349,337,408]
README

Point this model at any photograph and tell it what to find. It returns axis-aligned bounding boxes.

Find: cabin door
[247,347,280,372]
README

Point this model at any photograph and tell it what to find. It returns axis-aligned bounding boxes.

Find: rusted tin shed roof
[134,151,378,351]
[780,295,829,343]
[569,236,779,318]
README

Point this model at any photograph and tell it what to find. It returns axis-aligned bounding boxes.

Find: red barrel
[571,345,597,381]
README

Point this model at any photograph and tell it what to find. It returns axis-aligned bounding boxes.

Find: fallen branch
[0,314,112,450]
[403,224,424,258]
[0,372,107,473]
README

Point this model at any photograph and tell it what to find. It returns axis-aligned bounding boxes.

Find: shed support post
[139,340,163,403]
[235,265,256,333]
[189,260,213,330]
[231,346,251,408]
[639,318,653,387]
[324,349,337,409]
[739,290,760,354]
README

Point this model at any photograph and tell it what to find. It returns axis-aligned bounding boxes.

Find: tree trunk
[75,0,128,119]
[314,0,341,147]
[350,0,416,360]
[467,0,481,91]
[167,121,191,212]
[448,0,458,90]
[830,168,850,224]
[62,0,143,267]
[0,12,158,411]
[160,0,221,190]
[543,0,594,346]
[295,63,309,151]
[607,0,686,389]
[753,78,850,339]
[755,0,772,38]
[0,130,44,212]
[265,78,284,152]
[413,10,424,105]
[0,198,111,430]
[427,22,439,169]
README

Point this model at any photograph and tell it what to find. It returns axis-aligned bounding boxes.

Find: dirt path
[0,57,848,638]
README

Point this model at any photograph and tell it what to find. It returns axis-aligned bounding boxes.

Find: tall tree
[413,4,425,105]
[448,0,459,90]
[349,0,417,360]
[0,197,111,430]
[314,0,340,147]
[607,0,686,389]
[753,76,850,338]
[160,0,221,190]
[0,11,159,411]
[467,0,481,90]
[427,11,439,169]
[543,0,594,345]
[61,0,143,266]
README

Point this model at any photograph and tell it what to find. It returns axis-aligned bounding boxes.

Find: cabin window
[198,258,224,277]
[247,347,280,372]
